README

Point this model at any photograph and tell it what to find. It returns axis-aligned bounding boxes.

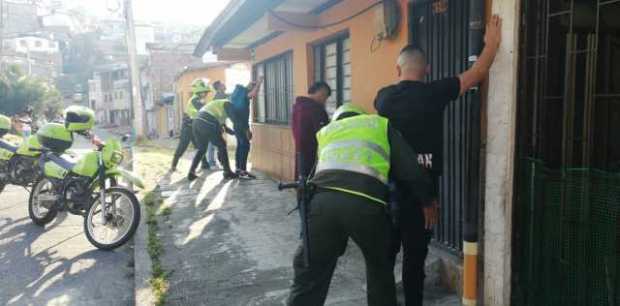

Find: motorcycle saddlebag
[37,123,73,153]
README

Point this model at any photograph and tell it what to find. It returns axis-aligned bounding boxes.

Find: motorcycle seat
[0,140,18,153]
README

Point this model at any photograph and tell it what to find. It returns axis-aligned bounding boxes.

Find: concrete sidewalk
[153,167,459,306]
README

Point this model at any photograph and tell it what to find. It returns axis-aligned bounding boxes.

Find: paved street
[157,169,460,306]
[0,131,135,306]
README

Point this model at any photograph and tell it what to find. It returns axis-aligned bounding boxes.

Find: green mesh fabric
[514,159,620,306]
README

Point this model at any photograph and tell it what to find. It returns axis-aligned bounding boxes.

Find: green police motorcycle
[28,107,145,250]
[0,114,46,194]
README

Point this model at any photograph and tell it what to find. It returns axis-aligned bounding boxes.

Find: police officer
[171,79,211,172]
[287,104,433,306]
[188,99,238,181]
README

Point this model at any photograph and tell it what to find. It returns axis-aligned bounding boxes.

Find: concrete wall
[251,0,410,181]
[483,0,520,305]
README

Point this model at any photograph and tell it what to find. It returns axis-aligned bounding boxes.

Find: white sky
[66,0,231,25]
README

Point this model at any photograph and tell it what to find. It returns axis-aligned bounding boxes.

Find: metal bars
[409,0,482,254]
[514,0,620,305]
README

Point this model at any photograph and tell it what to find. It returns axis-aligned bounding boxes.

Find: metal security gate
[409,0,484,253]
[514,1,620,305]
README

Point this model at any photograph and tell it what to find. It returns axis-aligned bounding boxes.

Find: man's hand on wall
[484,14,502,50]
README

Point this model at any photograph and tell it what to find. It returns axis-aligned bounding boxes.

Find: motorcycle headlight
[111,151,124,166]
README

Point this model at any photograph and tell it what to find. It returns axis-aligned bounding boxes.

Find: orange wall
[254,0,408,111]
[174,66,228,127]
[251,0,410,180]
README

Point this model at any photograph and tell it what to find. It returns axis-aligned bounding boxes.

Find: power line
[268,1,383,30]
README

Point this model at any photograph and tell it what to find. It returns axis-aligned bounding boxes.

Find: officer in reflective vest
[188,99,238,181]
[287,104,433,306]
[171,79,211,171]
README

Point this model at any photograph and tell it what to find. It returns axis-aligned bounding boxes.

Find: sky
[62,0,231,26]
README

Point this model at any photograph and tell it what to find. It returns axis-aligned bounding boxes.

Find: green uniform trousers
[287,190,397,306]
[171,120,207,169]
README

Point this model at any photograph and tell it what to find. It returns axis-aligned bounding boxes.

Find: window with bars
[313,34,352,115]
[253,52,294,124]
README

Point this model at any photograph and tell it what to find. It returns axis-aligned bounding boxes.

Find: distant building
[1,35,63,82]
[88,63,131,127]
[142,43,203,138]
[3,36,60,54]
[0,1,40,36]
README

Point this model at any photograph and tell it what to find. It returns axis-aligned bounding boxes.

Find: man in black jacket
[374,15,502,306]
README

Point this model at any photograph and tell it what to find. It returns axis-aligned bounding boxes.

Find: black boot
[223,171,239,180]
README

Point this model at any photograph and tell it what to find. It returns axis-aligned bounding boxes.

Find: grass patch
[160,207,172,217]
[144,190,169,306]
[133,142,175,191]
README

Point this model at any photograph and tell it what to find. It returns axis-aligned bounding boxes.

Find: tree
[0,65,63,120]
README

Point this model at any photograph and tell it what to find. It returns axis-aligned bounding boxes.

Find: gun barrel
[278,182,299,191]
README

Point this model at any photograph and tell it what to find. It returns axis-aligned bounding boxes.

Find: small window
[313,34,351,115]
[49,41,55,48]
[20,40,27,47]
[35,40,42,48]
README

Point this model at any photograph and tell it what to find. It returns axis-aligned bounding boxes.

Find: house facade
[196,0,620,305]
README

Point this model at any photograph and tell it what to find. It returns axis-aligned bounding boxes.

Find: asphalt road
[0,130,135,306]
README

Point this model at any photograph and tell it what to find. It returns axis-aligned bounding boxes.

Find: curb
[134,186,158,306]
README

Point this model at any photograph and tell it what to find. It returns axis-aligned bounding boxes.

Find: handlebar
[278,182,299,191]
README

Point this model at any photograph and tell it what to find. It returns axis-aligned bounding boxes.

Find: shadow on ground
[155,168,460,306]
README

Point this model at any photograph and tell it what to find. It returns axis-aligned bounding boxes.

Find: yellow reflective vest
[185,95,203,119]
[315,114,391,204]
[203,99,230,124]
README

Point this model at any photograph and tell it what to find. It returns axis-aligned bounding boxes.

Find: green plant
[143,191,169,306]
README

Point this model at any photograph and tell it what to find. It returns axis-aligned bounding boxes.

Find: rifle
[278,153,312,268]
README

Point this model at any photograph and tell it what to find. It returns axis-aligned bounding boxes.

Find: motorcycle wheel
[83,187,140,250]
[29,178,58,226]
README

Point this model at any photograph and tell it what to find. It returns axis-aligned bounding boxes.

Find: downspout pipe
[463,0,485,305]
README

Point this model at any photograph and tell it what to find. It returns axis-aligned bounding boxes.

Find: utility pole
[0,0,4,68]
[124,0,145,137]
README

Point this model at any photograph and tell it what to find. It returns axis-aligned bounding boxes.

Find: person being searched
[287,104,433,306]
[171,79,211,172]
[230,76,263,179]
[188,98,238,181]
[291,82,330,177]
[374,15,502,306]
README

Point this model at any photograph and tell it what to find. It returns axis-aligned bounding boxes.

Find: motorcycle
[0,114,46,194]
[28,132,145,250]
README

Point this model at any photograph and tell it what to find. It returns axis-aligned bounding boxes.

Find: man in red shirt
[291,82,331,177]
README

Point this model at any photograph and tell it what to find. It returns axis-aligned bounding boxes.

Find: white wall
[9,37,60,54]
[484,1,521,305]
[135,24,155,55]
[225,63,252,93]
